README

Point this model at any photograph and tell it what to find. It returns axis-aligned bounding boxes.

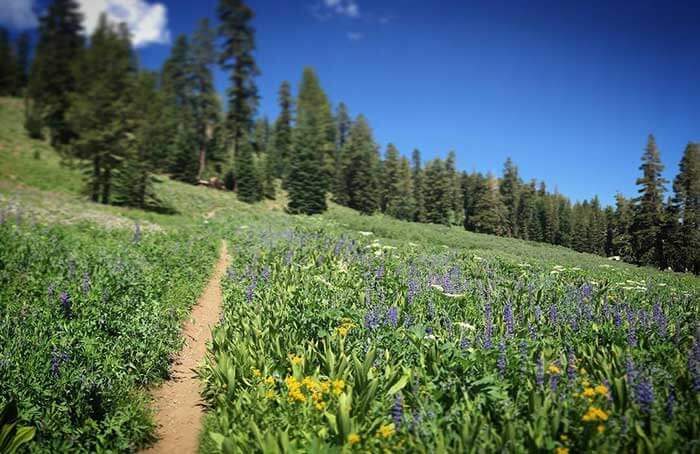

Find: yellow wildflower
[315,401,326,411]
[252,368,262,378]
[581,387,596,398]
[548,364,561,375]
[594,384,608,395]
[290,355,304,365]
[582,379,590,387]
[560,434,568,442]
[320,380,330,393]
[337,326,350,337]
[302,376,316,389]
[265,376,275,385]
[348,433,361,445]
[333,379,345,395]
[597,424,605,433]
[376,424,395,438]
[555,448,569,454]
[582,406,609,422]
[265,390,275,399]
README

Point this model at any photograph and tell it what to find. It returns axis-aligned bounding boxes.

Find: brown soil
[142,240,230,454]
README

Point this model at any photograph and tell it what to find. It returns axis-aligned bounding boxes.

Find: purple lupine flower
[550,360,561,393]
[628,327,638,348]
[652,303,667,337]
[626,357,637,384]
[528,323,537,340]
[613,308,622,328]
[364,308,380,330]
[407,279,418,306]
[425,326,434,336]
[536,354,544,386]
[82,272,91,294]
[386,306,399,327]
[483,302,493,349]
[261,267,271,282]
[51,349,61,377]
[245,281,256,304]
[581,283,593,300]
[59,291,72,319]
[635,375,654,414]
[460,337,470,350]
[689,338,700,392]
[392,393,404,428]
[548,304,558,325]
[504,303,514,338]
[534,305,542,322]
[403,314,414,328]
[375,264,385,280]
[665,384,675,420]
[497,342,506,377]
[567,350,576,382]
[519,341,528,364]
[133,221,141,243]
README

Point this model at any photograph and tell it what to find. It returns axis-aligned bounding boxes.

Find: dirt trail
[143,240,230,454]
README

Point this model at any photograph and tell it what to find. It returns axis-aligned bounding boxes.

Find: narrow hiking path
[143,240,229,454]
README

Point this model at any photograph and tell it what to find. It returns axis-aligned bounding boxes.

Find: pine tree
[0,28,17,95]
[66,15,134,204]
[422,159,451,225]
[294,67,335,191]
[556,195,572,247]
[113,72,168,210]
[411,149,426,222]
[235,137,262,203]
[445,151,464,226]
[218,0,259,158]
[14,32,31,94]
[471,174,507,235]
[515,181,536,240]
[500,157,520,236]
[252,118,270,154]
[336,115,379,214]
[286,69,332,214]
[386,157,416,220]
[588,196,606,255]
[272,81,293,179]
[260,137,276,199]
[631,134,668,266]
[612,193,634,260]
[191,18,220,180]
[27,0,84,146]
[380,143,401,212]
[671,142,700,272]
[336,102,351,150]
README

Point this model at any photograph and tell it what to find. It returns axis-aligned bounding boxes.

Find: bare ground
[142,239,230,454]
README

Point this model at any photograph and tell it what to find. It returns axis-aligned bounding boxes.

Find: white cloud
[347,31,363,41]
[77,0,170,47]
[322,0,360,18]
[0,0,38,29]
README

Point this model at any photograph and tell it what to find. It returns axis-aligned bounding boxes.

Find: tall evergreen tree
[66,15,134,204]
[631,134,668,266]
[336,102,351,150]
[235,138,262,202]
[445,151,465,226]
[386,157,416,220]
[191,18,220,180]
[471,174,507,235]
[411,149,426,222]
[500,157,521,236]
[14,32,31,94]
[0,28,17,95]
[336,115,379,214]
[671,142,700,272]
[272,81,293,179]
[218,0,259,158]
[380,143,401,212]
[422,159,451,225]
[287,68,331,214]
[612,193,634,260]
[27,0,84,146]
[515,181,536,240]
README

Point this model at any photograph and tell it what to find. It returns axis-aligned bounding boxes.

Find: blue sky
[3,0,699,205]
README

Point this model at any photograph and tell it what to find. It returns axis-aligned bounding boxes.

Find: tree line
[3,0,698,273]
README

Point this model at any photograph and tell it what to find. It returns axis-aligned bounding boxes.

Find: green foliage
[470,173,507,235]
[379,143,401,213]
[336,115,379,215]
[423,158,452,225]
[0,219,217,452]
[236,140,263,203]
[0,401,36,453]
[272,81,293,180]
[199,215,700,453]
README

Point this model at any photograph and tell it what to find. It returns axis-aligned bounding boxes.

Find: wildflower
[548,304,558,325]
[376,423,395,438]
[483,303,493,349]
[635,375,654,414]
[407,279,418,306]
[333,379,345,395]
[265,376,275,385]
[497,342,507,377]
[392,393,404,428]
[315,401,326,411]
[59,291,72,319]
[457,322,475,331]
[265,390,275,399]
[336,325,350,337]
[566,350,576,382]
[581,387,596,398]
[555,448,569,454]
[252,368,262,378]
[290,355,303,366]
[504,302,514,337]
[386,307,398,327]
[597,425,605,433]
[348,433,361,445]
[548,364,561,375]
[582,406,609,422]
[665,384,675,420]
[594,384,608,396]
[560,434,568,442]
[536,355,544,386]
